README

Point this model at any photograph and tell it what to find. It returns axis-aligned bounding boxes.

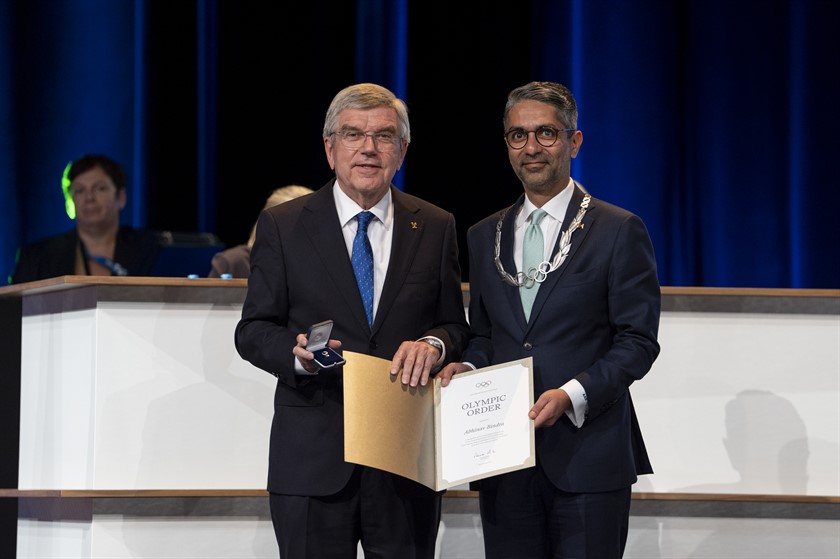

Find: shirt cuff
[294,359,319,376]
[560,378,588,428]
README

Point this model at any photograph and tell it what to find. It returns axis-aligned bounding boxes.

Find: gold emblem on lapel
[411,221,418,229]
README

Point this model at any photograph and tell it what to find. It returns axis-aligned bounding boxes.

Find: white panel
[19,301,274,491]
[17,518,92,558]
[93,302,274,489]
[16,515,276,559]
[19,309,97,488]
[89,517,278,558]
[632,312,840,497]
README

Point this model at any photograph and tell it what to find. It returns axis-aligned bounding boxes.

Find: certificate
[343,351,535,491]
[435,357,535,487]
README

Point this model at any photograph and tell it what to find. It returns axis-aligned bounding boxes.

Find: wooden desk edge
[1,488,836,504]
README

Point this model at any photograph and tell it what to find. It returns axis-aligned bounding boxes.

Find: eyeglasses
[504,126,575,149]
[333,129,402,152]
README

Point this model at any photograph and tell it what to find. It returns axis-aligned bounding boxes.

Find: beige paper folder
[343,351,535,491]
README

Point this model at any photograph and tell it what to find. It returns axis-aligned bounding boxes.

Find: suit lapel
[550,182,592,272]
[560,182,593,269]
[497,196,529,327]
[301,182,371,333]
[374,189,423,333]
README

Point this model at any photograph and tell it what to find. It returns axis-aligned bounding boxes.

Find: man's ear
[324,136,336,170]
[570,130,583,159]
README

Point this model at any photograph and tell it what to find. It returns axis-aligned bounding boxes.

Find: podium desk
[0,276,278,558]
[1,279,838,558]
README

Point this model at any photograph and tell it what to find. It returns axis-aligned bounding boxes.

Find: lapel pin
[411,221,418,229]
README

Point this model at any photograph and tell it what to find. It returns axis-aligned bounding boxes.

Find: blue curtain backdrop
[1,0,838,288]
[1,1,137,282]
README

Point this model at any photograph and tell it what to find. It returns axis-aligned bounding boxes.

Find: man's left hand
[529,388,571,428]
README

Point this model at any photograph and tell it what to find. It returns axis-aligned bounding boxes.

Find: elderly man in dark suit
[235,83,469,559]
[439,81,661,559]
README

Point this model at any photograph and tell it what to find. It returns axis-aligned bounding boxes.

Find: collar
[516,177,575,230]
[333,180,392,229]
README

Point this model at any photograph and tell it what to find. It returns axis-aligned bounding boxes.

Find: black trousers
[270,465,441,559]
[479,465,632,559]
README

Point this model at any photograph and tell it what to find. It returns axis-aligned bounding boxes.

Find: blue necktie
[520,208,547,320]
[352,211,375,326]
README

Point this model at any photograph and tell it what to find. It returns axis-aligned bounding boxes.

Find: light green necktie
[520,208,547,320]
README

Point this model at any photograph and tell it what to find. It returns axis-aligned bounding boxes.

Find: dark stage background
[1,0,838,288]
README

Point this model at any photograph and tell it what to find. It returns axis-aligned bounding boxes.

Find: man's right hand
[436,362,472,387]
[292,332,342,374]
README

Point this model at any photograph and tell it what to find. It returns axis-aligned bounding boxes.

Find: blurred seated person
[208,184,313,278]
[11,154,160,284]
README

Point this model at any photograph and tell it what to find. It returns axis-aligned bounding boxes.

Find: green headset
[61,160,75,219]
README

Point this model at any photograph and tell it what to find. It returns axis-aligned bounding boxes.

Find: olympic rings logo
[475,381,492,388]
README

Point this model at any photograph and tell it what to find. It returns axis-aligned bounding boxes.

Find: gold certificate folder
[343,351,535,491]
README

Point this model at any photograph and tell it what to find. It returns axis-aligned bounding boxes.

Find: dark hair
[69,154,127,191]
[504,81,579,131]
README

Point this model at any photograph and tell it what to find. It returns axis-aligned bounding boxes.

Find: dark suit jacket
[235,180,470,496]
[463,184,660,493]
[11,227,160,284]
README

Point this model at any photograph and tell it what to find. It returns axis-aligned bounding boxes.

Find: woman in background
[208,184,313,278]
[12,154,160,284]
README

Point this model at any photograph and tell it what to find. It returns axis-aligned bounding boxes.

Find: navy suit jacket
[235,180,470,496]
[462,183,660,493]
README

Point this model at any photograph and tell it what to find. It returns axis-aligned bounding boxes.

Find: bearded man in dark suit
[439,81,661,559]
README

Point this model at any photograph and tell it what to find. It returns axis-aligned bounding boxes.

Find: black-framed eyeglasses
[504,126,575,149]
[333,129,402,152]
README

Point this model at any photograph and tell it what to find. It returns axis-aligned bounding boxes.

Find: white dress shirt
[504,179,589,427]
[334,183,393,319]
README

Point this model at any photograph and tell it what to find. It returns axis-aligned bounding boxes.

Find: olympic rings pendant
[532,261,552,283]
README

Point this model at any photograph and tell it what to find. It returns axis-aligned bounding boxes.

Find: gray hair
[504,81,579,131]
[323,83,411,144]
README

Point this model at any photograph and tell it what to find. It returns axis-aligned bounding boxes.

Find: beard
[513,158,570,195]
